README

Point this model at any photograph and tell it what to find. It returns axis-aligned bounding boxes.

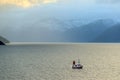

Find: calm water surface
[0,44,120,80]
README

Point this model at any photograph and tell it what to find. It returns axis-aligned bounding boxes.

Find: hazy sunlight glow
[0,0,57,8]
[43,0,57,4]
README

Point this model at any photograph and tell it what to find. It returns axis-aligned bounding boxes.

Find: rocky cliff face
[0,36,9,45]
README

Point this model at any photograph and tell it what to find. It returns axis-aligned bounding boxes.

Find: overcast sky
[0,0,120,42]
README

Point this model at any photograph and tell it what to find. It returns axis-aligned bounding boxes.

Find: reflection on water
[0,0,57,8]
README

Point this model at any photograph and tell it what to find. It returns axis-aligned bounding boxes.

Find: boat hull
[72,64,83,69]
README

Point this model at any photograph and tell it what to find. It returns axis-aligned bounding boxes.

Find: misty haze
[0,1,120,80]
[0,0,120,42]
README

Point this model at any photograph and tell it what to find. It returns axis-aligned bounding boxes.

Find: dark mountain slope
[94,24,120,42]
[65,19,115,42]
[0,36,9,45]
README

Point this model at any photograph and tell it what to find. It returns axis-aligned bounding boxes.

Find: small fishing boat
[72,59,83,69]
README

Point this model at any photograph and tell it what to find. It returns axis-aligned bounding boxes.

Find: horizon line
[6,42,120,45]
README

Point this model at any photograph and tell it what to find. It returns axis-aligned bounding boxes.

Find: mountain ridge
[94,23,120,42]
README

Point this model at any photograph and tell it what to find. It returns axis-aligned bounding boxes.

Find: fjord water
[0,44,120,80]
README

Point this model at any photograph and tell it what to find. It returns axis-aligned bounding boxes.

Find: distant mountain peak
[87,19,116,27]
[64,18,118,42]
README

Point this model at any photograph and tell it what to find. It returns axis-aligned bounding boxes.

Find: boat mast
[78,59,80,64]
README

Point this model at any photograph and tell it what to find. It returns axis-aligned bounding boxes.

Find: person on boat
[73,60,76,65]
